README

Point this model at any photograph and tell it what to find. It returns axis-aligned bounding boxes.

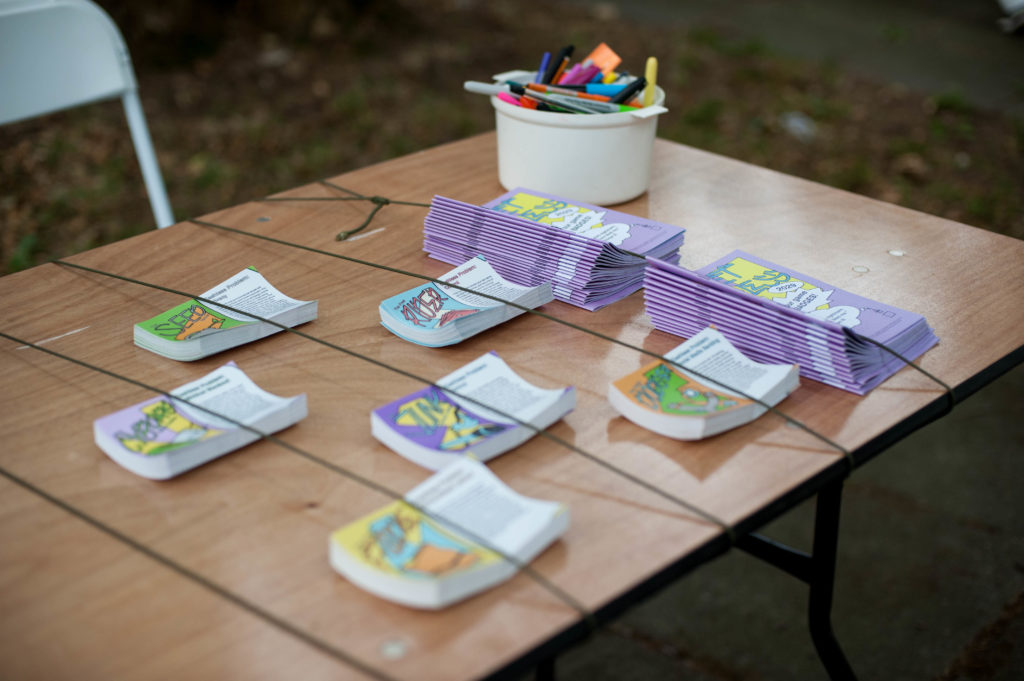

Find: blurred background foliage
[1,0,1022,273]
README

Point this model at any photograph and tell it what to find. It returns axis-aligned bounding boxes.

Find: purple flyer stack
[423,187,685,311]
[644,250,939,395]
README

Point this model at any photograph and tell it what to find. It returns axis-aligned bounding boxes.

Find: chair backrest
[0,0,175,228]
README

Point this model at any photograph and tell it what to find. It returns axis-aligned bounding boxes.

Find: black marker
[542,44,574,84]
[609,76,646,104]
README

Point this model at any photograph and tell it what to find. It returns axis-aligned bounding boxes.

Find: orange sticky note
[585,43,622,75]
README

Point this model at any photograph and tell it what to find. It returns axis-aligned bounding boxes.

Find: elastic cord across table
[1,329,598,681]
[54,259,732,542]
[190,213,860,468]
[250,182,956,424]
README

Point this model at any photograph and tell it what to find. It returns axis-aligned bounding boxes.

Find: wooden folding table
[2,133,1021,680]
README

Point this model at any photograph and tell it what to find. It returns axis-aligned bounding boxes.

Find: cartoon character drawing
[394,390,506,451]
[630,363,739,415]
[399,286,449,327]
[705,258,863,328]
[150,303,225,340]
[116,399,221,455]
[361,505,480,577]
[665,388,737,414]
[492,193,633,245]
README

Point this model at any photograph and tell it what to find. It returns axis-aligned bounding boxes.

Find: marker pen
[545,93,640,113]
[643,57,658,107]
[534,52,551,84]
[511,86,591,113]
[609,76,646,104]
[543,45,574,84]
[521,82,614,102]
[541,83,629,97]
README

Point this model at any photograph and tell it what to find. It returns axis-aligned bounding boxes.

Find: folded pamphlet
[371,351,576,470]
[609,326,799,439]
[423,187,686,310]
[93,362,307,479]
[644,251,939,394]
[133,267,317,361]
[379,256,553,347]
[328,457,569,609]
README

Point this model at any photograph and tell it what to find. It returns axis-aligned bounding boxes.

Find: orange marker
[526,83,613,102]
[550,56,570,85]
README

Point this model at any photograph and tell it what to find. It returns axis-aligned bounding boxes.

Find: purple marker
[571,64,601,85]
[559,62,581,85]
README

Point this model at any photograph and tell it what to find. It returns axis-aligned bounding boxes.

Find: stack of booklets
[93,362,307,479]
[371,351,576,470]
[134,267,317,361]
[328,457,569,609]
[644,250,939,394]
[379,256,553,347]
[608,326,799,439]
[423,187,686,311]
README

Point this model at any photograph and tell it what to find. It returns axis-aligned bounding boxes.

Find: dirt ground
[2,0,1022,273]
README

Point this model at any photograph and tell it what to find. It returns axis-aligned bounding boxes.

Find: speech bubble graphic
[773,285,834,312]
[545,207,631,245]
[808,304,862,328]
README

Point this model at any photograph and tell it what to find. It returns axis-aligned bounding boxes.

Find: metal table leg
[738,478,857,680]
[534,656,555,681]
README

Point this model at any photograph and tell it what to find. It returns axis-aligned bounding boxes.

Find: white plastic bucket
[491,86,666,205]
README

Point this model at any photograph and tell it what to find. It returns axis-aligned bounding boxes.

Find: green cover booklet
[134,267,317,361]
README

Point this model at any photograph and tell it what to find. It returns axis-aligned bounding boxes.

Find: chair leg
[122,92,174,228]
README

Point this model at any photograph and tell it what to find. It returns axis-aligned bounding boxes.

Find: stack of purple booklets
[424,187,686,311]
[644,250,939,395]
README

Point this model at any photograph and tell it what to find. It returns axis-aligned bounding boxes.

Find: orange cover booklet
[608,327,799,440]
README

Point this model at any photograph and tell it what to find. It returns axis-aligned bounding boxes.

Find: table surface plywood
[2,133,1021,681]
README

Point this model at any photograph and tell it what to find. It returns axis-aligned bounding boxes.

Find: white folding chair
[0,0,174,228]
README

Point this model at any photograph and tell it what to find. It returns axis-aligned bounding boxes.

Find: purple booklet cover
[643,251,938,393]
[690,251,926,343]
[482,187,685,257]
[373,385,510,453]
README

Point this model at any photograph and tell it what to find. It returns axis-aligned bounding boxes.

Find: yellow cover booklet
[328,458,568,609]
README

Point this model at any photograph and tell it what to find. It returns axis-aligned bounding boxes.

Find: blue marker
[550,83,629,96]
[535,52,551,84]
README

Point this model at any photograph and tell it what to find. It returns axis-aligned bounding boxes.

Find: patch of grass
[299,138,336,174]
[688,27,724,50]
[880,24,908,45]
[967,194,996,224]
[683,98,724,129]
[675,52,704,83]
[929,119,949,143]
[722,38,769,58]
[930,90,974,116]
[7,233,39,272]
[687,27,769,58]
[827,158,873,193]
[886,138,928,157]
[37,193,74,227]
[331,89,368,118]
[928,182,966,204]
[384,135,416,159]
[186,152,235,190]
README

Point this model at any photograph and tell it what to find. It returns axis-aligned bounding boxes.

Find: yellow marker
[643,57,658,106]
